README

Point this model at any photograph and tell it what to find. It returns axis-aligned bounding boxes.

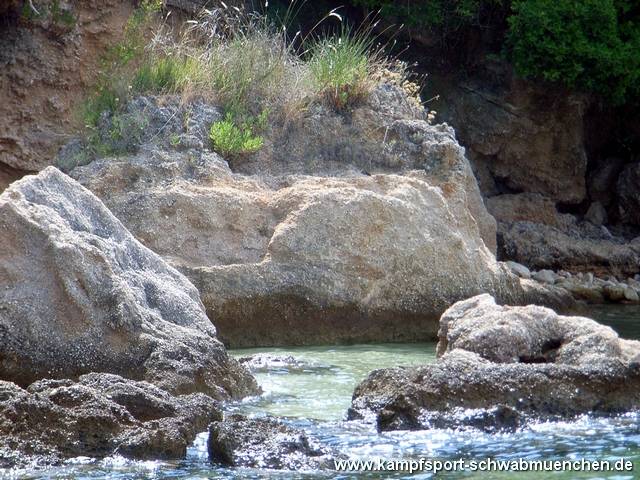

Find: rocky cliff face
[428,65,640,275]
[0,0,134,174]
[430,70,588,204]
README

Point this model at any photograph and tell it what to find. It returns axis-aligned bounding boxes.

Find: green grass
[308,28,376,109]
[79,3,412,160]
[132,56,199,94]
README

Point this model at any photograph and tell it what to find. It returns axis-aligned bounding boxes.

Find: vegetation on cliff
[79,2,421,159]
[353,0,640,104]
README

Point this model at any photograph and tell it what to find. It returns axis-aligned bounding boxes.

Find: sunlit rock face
[68,86,571,347]
[0,167,257,398]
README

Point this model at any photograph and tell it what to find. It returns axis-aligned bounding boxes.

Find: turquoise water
[4,306,640,479]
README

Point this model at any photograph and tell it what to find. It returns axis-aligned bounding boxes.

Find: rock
[533,269,557,285]
[66,85,571,347]
[238,354,332,374]
[349,294,640,431]
[0,167,257,398]
[430,71,588,204]
[617,163,640,226]
[603,284,627,302]
[56,96,222,172]
[486,193,563,227]
[0,373,221,468]
[208,414,339,470]
[498,219,640,276]
[505,261,531,279]
[518,279,577,312]
[588,158,625,207]
[558,281,605,303]
[585,201,608,226]
[624,287,640,303]
[73,147,520,347]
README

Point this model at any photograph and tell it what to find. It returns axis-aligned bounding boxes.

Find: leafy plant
[209,112,266,156]
[308,28,373,109]
[507,0,640,104]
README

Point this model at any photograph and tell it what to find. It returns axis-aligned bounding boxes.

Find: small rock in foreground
[208,414,340,470]
[0,373,221,468]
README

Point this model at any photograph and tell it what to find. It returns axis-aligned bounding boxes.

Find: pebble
[624,287,640,302]
[527,268,640,305]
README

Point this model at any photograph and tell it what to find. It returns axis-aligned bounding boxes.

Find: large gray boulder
[349,294,640,431]
[0,373,221,467]
[70,146,533,347]
[0,167,257,398]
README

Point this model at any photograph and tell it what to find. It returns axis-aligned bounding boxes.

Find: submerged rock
[238,354,332,374]
[208,414,339,470]
[349,294,640,431]
[0,167,257,399]
[0,373,221,467]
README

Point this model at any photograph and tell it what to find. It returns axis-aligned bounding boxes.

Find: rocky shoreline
[1,40,638,474]
[506,261,640,304]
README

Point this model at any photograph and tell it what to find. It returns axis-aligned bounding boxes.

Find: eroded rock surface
[0,167,257,398]
[208,414,339,470]
[71,146,525,347]
[0,373,221,468]
[65,86,572,347]
[431,72,588,204]
[349,294,640,431]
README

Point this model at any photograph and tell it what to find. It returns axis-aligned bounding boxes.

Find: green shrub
[352,0,505,37]
[209,113,266,156]
[82,86,120,127]
[352,0,640,103]
[507,0,640,103]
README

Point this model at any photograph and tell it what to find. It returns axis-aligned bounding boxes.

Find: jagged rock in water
[349,294,640,431]
[0,167,257,398]
[208,414,339,470]
[0,373,221,468]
